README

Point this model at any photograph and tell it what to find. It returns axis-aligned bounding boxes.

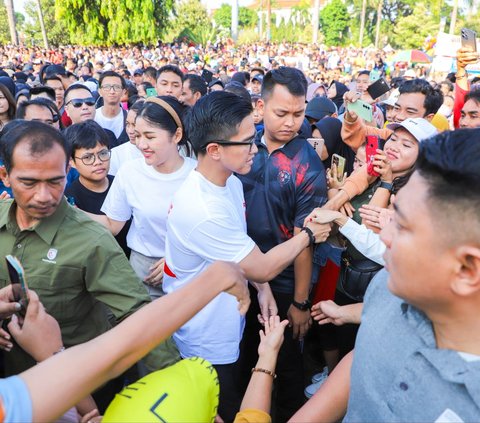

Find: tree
[169,0,210,41]
[55,0,174,45]
[319,0,350,46]
[24,0,69,46]
[213,3,258,30]
[390,2,439,49]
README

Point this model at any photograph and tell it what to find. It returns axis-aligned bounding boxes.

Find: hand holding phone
[6,255,29,317]
[366,136,380,177]
[367,78,390,100]
[347,100,373,122]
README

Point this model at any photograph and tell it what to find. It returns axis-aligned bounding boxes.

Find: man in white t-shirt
[94,71,127,142]
[163,91,331,421]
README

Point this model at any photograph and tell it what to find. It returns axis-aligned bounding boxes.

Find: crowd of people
[0,38,479,422]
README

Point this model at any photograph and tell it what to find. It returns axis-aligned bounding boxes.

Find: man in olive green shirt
[0,120,179,377]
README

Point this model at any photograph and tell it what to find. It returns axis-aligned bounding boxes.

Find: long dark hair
[0,83,16,127]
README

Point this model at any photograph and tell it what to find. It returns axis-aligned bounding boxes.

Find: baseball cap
[387,118,437,142]
[381,89,399,107]
[252,74,264,83]
[133,69,143,76]
[305,96,337,121]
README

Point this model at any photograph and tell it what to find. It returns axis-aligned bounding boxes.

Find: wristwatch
[379,181,393,192]
[292,299,312,311]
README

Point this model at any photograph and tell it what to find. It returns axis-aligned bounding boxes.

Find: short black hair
[64,83,93,103]
[415,129,480,241]
[30,85,56,101]
[261,66,308,101]
[16,98,54,120]
[225,81,252,103]
[0,120,69,173]
[185,90,253,155]
[65,120,109,158]
[143,66,157,81]
[44,75,63,85]
[398,79,443,116]
[184,74,207,97]
[99,71,126,89]
[157,65,184,83]
[464,89,480,105]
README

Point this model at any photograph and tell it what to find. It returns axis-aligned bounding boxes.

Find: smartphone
[365,135,380,177]
[307,138,325,160]
[461,28,477,52]
[145,87,157,98]
[5,255,29,317]
[331,153,346,177]
[367,78,390,100]
[369,69,381,83]
[347,99,373,122]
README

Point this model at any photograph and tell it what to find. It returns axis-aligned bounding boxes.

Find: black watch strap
[292,299,312,311]
[379,181,393,192]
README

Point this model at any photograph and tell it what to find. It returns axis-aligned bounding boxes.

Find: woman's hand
[144,258,165,286]
[371,149,393,182]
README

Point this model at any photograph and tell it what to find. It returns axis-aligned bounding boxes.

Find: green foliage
[168,0,210,41]
[23,0,70,46]
[271,17,313,43]
[389,2,439,49]
[0,2,11,44]
[213,3,258,30]
[237,28,261,45]
[320,0,350,46]
[55,0,173,45]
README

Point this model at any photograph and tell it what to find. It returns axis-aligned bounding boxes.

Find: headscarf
[328,80,349,110]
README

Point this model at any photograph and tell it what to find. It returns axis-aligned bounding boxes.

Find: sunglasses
[67,97,96,108]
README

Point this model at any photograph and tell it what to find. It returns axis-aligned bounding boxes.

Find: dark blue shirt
[238,133,327,294]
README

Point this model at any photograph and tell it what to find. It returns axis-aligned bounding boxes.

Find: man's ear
[425,113,435,122]
[0,166,9,187]
[257,98,265,118]
[205,143,221,161]
[69,158,77,170]
[193,91,202,103]
[451,245,480,297]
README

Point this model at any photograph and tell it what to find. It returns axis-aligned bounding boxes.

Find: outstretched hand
[217,261,251,315]
[257,315,289,358]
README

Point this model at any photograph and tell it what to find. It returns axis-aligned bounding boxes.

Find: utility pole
[312,0,320,44]
[449,0,458,35]
[259,0,263,39]
[266,0,271,41]
[231,0,239,41]
[5,0,19,45]
[374,0,382,48]
[36,0,50,49]
[358,0,367,47]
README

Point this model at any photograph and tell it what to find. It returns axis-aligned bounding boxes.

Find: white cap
[381,89,399,106]
[387,118,437,142]
[404,69,416,78]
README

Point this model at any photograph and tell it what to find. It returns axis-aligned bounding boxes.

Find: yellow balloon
[103,357,219,422]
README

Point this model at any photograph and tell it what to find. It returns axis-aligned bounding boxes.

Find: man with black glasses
[95,71,128,145]
[164,91,330,421]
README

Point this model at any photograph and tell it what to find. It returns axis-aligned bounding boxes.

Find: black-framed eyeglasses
[67,97,96,108]
[202,135,256,151]
[74,149,111,165]
[101,84,123,92]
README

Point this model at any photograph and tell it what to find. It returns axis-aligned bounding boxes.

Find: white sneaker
[305,367,329,399]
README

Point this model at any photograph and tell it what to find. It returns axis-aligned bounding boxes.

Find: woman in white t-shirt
[108,100,145,176]
[89,96,196,298]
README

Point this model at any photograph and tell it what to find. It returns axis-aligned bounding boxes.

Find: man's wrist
[291,299,311,311]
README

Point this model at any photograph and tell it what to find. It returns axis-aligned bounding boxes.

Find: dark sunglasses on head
[67,97,96,108]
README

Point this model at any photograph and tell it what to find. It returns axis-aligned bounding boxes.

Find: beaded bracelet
[251,367,277,379]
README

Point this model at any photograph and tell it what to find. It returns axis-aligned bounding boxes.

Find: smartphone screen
[365,136,380,177]
[331,153,346,176]
[146,87,157,98]
[6,255,29,316]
